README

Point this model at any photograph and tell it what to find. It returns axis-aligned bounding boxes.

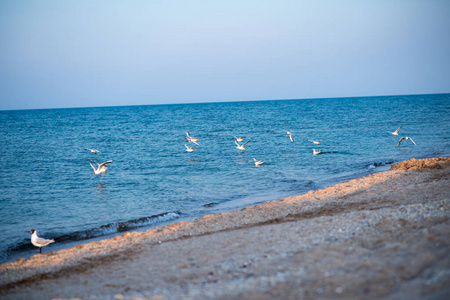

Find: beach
[1,157,449,299]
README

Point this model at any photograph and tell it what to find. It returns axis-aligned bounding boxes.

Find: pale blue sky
[1,0,449,110]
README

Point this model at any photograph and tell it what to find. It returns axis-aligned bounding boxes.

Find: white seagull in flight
[84,148,100,154]
[185,144,198,152]
[29,229,55,253]
[397,137,416,146]
[309,140,322,145]
[386,126,403,136]
[186,131,200,145]
[235,136,246,142]
[90,160,113,176]
[285,132,294,142]
[313,149,322,155]
[235,139,250,151]
[253,158,264,167]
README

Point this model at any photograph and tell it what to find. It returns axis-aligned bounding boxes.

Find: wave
[3,211,181,261]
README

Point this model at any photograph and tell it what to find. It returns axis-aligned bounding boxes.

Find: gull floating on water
[397,137,416,146]
[235,136,246,142]
[285,132,294,142]
[29,229,55,253]
[235,139,250,151]
[253,158,264,167]
[386,126,403,136]
[186,131,200,146]
[90,160,113,176]
[185,144,198,152]
[309,140,322,145]
[313,149,321,155]
[84,148,100,154]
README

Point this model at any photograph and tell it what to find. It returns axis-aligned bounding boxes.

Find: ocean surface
[1,94,449,263]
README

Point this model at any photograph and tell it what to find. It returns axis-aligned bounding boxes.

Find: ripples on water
[0,94,449,262]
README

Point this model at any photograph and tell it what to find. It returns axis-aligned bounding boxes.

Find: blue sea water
[1,94,449,263]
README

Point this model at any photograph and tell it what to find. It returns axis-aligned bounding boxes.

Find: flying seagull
[90,160,113,176]
[397,137,416,146]
[29,229,55,253]
[84,148,100,154]
[309,140,322,145]
[235,139,250,151]
[386,126,403,136]
[313,149,322,155]
[253,158,264,167]
[285,132,294,142]
[186,131,200,145]
[185,144,198,152]
[235,136,246,142]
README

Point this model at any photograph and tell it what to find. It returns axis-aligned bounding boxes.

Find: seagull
[186,131,200,145]
[285,132,294,142]
[313,149,321,155]
[386,126,403,136]
[90,160,113,176]
[185,144,198,152]
[29,229,55,253]
[397,137,416,146]
[84,148,100,154]
[309,140,322,145]
[235,139,250,151]
[253,158,264,167]
[235,136,246,142]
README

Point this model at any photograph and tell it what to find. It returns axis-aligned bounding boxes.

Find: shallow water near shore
[1,94,449,262]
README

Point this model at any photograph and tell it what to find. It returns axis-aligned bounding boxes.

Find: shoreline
[1,157,449,299]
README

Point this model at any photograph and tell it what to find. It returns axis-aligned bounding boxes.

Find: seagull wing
[243,141,250,146]
[397,137,405,146]
[186,131,193,139]
[289,133,294,142]
[90,163,97,172]
[409,137,417,145]
[99,160,113,168]
[235,139,240,147]
[394,126,403,134]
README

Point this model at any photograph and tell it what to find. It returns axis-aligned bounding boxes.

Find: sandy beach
[1,157,449,299]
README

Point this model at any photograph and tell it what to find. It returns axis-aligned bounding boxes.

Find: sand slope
[1,157,449,299]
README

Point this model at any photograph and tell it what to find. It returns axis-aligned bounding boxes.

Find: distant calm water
[1,94,449,262]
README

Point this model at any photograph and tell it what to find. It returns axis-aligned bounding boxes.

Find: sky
[0,0,449,110]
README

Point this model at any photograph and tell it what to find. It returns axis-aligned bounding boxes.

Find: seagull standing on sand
[84,148,100,154]
[386,126,403,136]
[29,229,55,253]
[313,149,321,155]
[90,160,113,176]
[253,158,264,167]
[186,131,200,146]
[185,144,198,152]
[285,132,294,142]
[397,137,416,146]
[235,139,250,151]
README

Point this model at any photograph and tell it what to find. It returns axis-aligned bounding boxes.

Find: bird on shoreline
[397,137,416,146]
[235,139,250,151]
[253,158,264,167]
[90,160,113,176]
[29,229,55,253]
[313,149,321,155]
[185,144,198,152]
[285,131,294,142]
[84,148,100,154]
[386,126,403,136]
[186,131,200,145]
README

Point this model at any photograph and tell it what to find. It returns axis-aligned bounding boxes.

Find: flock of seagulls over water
[29,125,417,253]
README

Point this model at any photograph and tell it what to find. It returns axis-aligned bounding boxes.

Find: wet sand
[1,157,449,299]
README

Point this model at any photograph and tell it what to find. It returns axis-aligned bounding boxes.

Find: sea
[1,94,449,263]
